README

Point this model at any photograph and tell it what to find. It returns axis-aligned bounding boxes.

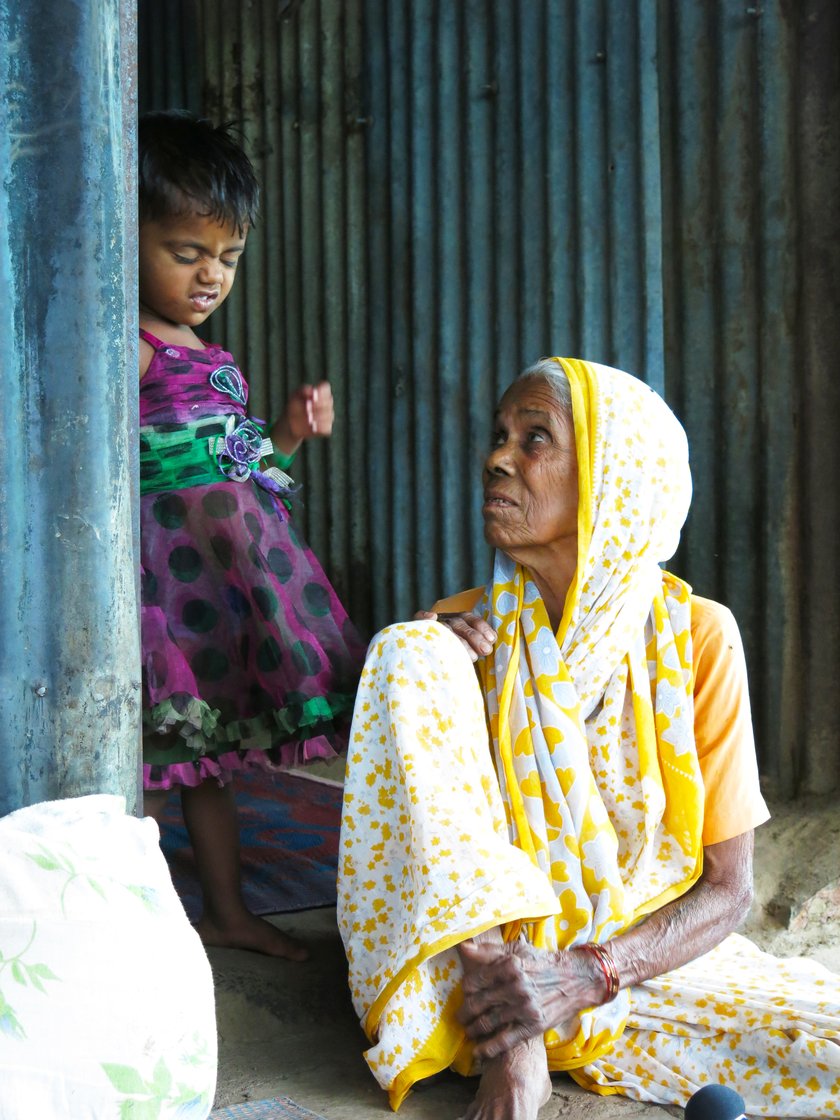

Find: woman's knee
[366,619,467,671]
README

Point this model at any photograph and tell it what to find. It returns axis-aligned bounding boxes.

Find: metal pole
[0,0,140,815]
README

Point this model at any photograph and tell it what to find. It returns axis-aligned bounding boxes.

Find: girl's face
[138,212,247,329]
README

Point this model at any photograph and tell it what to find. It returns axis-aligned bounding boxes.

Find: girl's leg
[180,778,308,961]
[142,789,171,822]
[141,729,181,823]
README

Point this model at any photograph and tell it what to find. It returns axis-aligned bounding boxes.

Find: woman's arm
[458,830,755,1059]
[609,830,753,988]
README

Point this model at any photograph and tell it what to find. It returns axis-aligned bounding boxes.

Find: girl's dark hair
[138,110,259,235]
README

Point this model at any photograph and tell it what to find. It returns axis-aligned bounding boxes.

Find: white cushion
[0,794,216,1119]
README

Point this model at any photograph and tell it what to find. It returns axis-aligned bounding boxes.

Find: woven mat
[210,1095,328,1119]
[159,769,342,919]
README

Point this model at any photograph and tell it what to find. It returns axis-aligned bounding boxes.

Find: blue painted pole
[0,0,139,815]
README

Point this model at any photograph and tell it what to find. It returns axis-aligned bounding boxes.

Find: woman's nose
[484,443,513,475]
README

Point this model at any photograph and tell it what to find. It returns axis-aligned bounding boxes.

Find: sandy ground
[209,794,840,1119]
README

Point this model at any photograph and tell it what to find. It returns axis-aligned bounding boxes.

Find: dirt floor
[209,794,840,1120]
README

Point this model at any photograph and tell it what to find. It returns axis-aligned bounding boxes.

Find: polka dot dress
[139,332,365,790]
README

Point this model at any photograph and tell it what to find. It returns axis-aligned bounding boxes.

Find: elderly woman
[337,358,840,1120]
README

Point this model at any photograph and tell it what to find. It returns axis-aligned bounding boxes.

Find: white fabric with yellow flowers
[337,359,840,1117]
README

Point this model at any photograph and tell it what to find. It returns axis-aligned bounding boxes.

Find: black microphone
[685,1084,747,1120]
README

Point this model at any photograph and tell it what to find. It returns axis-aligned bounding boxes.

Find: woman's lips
[483,492,518,512]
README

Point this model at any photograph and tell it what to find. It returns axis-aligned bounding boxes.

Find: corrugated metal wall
[657,0,840,798]
[138,0,840,798]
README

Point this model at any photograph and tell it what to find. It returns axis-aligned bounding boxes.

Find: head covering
[477,357,705,1066]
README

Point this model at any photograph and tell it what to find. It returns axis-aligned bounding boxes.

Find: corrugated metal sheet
[138,0,840,798]
[795,1,840,800]
[658,0,840,798]
[0,0,139,815]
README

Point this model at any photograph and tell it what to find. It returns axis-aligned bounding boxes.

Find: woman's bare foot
[196,910,309,961]
[464,1035,551,1120]
[456,928,550,1118]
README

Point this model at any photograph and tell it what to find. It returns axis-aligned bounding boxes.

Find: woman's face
[482,376,578,562]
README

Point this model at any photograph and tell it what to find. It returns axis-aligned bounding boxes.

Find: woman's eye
[490,430,505,447]
[526,430,547,444]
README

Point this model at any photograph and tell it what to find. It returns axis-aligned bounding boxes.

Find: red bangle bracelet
[580,941,620,1003]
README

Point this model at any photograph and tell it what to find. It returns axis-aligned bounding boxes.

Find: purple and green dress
[139,328,365,790]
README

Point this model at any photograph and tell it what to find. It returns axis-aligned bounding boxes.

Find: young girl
[138,109,365,960]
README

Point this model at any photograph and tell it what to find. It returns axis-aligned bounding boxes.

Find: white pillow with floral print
[0,794,216,1119]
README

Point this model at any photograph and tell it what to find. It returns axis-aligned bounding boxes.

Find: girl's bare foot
[175,779,309,959]
[464,1035,551,1120]
[196,910,309,961]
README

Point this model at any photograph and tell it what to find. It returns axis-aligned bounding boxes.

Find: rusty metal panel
[0,0,139,815]
[138,0,840,797]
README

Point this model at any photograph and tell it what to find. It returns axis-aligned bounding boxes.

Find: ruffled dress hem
[142,736,341,791]
[142,692,354,790]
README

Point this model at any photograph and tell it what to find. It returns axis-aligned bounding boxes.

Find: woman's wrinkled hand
[412,611,497,662]
[457,939,595,1059]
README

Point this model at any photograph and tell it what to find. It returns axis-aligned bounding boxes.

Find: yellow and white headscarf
[477,357,704,992]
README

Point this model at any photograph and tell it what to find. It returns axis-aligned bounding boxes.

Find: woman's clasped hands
[456,939,604,1060]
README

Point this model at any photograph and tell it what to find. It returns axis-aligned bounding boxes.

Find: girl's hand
[413,611,497,662]
[271,381,334,456]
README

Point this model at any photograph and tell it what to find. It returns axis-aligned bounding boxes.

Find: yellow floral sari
[337,359,840,1116]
